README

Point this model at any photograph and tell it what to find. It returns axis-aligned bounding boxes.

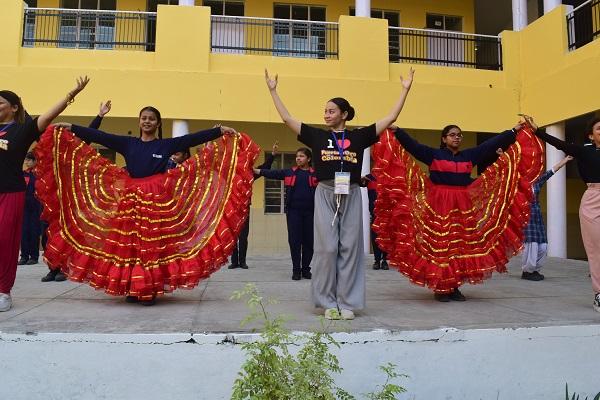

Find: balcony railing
[389,27,503,70]
[567,0,600,51]
[22,8,157,51]
[211,16,339,59]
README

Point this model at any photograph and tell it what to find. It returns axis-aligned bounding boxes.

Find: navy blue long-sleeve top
[259,167,316,212]
[71,125,222,178]
[393,128,517,186]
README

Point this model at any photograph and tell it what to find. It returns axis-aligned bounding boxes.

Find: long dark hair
[328,97,355,121]
[138,106,162,139]
[296,147,312,166]
[585,117,600,143]
[0,90,25,124]
[440,124,461,149]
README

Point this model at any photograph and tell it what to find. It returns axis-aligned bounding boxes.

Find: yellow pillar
[154,5,210,72]
[0,1,24,66]
[338,16,388,81]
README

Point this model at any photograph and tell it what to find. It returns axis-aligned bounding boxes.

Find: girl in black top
[265,68,414,320]
[0,76,89,313]
[530,115,600,312]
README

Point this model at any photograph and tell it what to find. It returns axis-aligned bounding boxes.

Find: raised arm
[37,76,89,132]
[89,100,111,129]
[470,127,518,165]
[375,68,414,135]
[257,168,288,180]
[265,69,301,135]
[552,155,573,172]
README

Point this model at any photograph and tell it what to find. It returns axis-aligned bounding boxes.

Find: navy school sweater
[259,167,318,213]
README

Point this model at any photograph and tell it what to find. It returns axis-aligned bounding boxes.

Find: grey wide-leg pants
[311,182,365,311]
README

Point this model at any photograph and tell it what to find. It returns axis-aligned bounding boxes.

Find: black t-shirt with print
[0,116,42,193]
[298,123,378,184]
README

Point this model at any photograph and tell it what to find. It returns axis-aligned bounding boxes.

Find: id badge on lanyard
[334,171,350,194]
[332,131,350,195]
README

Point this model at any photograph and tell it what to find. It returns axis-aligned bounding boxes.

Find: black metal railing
[389,27,503,70]
[567,0,600,51]
[22,8,157,51]
[211,16,339,59]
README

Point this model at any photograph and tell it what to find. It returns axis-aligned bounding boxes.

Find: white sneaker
[593,293,600,313]
[324,308,340,320]
[0,293,12,312]
[340,309,355,320]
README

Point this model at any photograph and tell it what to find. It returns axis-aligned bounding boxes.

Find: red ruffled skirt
[372,127,544,293]
[35,126,259,300]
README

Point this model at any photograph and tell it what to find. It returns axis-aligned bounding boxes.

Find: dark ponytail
[138,106,163,139]
[440,124,461,149]
[0,90,26,124]
[329,97,355,121]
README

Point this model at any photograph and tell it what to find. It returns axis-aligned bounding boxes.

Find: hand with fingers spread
[220,125,238,136]
[67,76,90,103]
[99,100,112,117]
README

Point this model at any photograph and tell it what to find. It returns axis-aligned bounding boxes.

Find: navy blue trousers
[20,204,41,261]
[370,213,387,262]
[286,207,314,272]
[231,216,250,266]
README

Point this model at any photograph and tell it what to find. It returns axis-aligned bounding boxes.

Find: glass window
[204,1,244,16]
[273,4,328,59]
[59,0,116,49]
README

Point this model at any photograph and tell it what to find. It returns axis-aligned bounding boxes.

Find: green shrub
[230,283,407,400]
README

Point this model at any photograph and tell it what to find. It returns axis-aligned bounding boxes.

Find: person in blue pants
[255,147,317,280]
[18,152,41,266]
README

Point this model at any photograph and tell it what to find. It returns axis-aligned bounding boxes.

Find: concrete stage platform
[1,256,599,399]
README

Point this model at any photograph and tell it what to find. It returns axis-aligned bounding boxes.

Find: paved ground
[1,255,599,334]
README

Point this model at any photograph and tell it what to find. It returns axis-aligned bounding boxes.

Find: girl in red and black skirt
[38,107,258,306]
[373,121,544,302]
[0,76,89,312]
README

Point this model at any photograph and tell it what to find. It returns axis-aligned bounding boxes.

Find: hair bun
[346,106,355,121]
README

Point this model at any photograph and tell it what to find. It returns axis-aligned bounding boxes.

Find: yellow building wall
[7,2,600,258]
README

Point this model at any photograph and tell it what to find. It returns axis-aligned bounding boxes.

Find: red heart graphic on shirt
[0,131,6,137]
[337,139,351,150]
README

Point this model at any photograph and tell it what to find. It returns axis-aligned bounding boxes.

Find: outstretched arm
[522,115,582,157]
[375,68,414,135]
[265,69,301,135]
[552,155,573,173]
[37,76,89,132]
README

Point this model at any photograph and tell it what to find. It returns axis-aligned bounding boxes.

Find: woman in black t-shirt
[0,77,89,313]
[264,68,414,320]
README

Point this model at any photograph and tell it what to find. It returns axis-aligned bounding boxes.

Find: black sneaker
[521,271,543,281]
[125,296,139,303]
[54,271,67,282]
[140,296,156,306]
[227,263,239,269]
[372,261,381,270]
[434,293,450,302]
[292,271,301,281]
[301,270,312,279]
[381,260,389,270]
[240,264,249,270]
[25,259,38,265]
[41,270,58,282]
[18,258,28,266]
[449,288,466,301]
